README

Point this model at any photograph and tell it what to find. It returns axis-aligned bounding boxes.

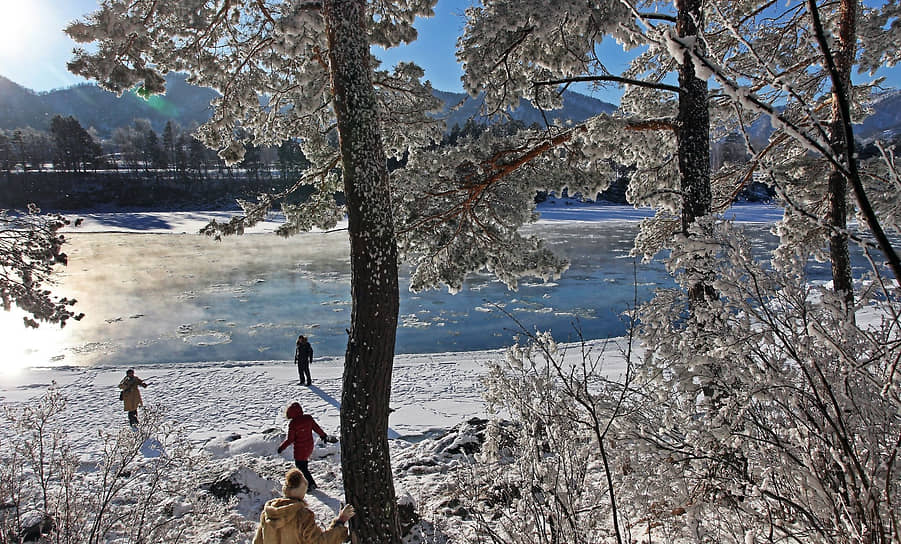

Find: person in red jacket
[277,402,329,490]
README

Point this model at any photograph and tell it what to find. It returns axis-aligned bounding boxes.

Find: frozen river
[1,206,853,369]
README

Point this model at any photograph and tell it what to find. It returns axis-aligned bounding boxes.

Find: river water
[1,219,850,369]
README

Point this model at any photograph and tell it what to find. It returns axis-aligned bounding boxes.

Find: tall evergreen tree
[699,0,901,289]
[392,1,718,296]
[49,115,101,173]
[162,120,179,173]
[188,135,208,180]
[146,129,166,170]
[0,132,10,174]
[67,2,441,542]
[277,140,309,182]
[10,130,25,172]
[175,133,189,176]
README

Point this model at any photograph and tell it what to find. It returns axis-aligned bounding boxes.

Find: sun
[0,1,41,59]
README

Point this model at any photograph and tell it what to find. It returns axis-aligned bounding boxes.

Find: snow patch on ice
[182,331,231,346]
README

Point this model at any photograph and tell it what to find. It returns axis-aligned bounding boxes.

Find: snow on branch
[200,154,341,239]
[0,208,84,329]
[534,75,682,94]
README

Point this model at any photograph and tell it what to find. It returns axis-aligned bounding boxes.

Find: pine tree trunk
[323,1,402,543]
[827,0,856,311]
[809,1,901,287]
[676,0,713,302]
[828,171,854,304]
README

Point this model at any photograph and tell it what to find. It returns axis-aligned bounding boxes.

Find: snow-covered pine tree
[392,0,721,299]
[324,2,404,542]
[441,1,900,542]
[622,3,901,539]
[0,206,83,329]
[693,0,901,305]
[65,2,443,542]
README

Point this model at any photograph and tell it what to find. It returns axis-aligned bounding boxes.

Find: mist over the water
[7,221,848,368]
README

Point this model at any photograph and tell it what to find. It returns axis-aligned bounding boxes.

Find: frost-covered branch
[200,154,341,239]
[468,322,639,543]
[534,74,681,94]
[806,0,901,284]
[653,22,901,284]
[0,207,83,329]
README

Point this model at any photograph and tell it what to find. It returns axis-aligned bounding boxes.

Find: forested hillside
[0,73,216,137]
[0,73,618,137]
[1,72,897,212]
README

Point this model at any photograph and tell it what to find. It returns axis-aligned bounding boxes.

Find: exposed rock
[18,510,52,542]
[397,495,421,537]
[438,498,469,519]
[207,472,251,500]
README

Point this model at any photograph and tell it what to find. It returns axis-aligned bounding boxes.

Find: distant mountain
[0,76,50,130]
[856,90,901,141]
[40,75,218,137]
[1,74,617,138]
[1,73,897,142]
[434,89,617,129]
[734,90,901,153]
[0,73,217,137]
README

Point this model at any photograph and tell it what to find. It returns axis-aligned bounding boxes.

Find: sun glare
[0,309,65,376]
[0,1,41,58]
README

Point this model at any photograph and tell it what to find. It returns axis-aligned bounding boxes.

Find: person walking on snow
[118,368,148,426]
[295,335,313,385]
[252,467,355,544]
[278,402,329,490]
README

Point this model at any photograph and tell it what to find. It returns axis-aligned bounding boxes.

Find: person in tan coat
[253,468,355,544]
[118,369,148,427]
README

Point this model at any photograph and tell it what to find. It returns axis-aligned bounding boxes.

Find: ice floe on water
[181,331,231,347]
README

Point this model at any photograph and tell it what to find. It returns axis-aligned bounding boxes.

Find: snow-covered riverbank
[0,201,775,542]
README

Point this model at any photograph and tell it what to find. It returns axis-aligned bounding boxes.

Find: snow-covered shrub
[0,207,83,329]
[470,218,900,543]
[461,333,633,544]
[0,387,246,543]
[619,219,901,543]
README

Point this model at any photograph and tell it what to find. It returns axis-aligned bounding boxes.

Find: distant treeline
[0,115,314,210]
[0,114,783,211]
[0,170,323,211]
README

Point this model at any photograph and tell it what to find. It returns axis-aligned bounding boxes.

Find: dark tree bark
[808,0,901,287]
[324,1,402,543]
[676,0,714,302]
[826,0,856,311]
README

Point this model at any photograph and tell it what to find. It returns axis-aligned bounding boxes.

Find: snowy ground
[62,199,784,234]
[0,339,632,542]
[0,201,779,542]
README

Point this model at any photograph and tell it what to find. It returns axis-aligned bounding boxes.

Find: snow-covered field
[0,201,779,542]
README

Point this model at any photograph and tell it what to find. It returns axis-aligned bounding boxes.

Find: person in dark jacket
[294,335,313,386]
[277,402,328,490]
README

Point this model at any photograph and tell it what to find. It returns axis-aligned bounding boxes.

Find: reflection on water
[0,222,873,369]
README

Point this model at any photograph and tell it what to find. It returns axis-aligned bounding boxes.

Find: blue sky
[0,0,633,104]
[0,0,896,106]
[0,0,100,92]
[0,0,483,94]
